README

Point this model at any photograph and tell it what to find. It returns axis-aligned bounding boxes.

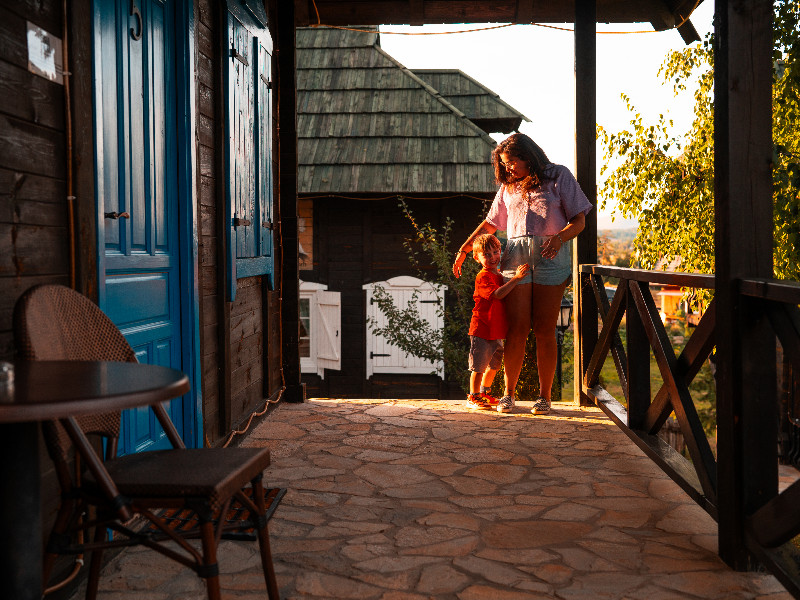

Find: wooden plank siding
[196,0,283,443]
[196,0,223,443]
[0,2,69,359]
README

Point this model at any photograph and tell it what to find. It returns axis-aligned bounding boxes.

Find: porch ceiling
[295,0,706,31]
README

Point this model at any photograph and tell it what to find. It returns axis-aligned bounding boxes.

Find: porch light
[556,296,573,399]
[558,297,573,332]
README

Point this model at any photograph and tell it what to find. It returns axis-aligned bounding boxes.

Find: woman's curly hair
[491,133,553,195]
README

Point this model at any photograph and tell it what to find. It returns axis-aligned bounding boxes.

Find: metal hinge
[370,352,391,358]
[231,48,249,66]
[232,216,251,228]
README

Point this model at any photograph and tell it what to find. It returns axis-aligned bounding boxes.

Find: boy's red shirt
[469,268,508,340]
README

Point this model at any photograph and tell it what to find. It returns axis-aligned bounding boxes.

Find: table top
[0,361,190,423]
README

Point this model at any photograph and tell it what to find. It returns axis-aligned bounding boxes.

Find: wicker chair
[13,284,282,600]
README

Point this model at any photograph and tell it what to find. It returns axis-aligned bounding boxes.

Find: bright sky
[378,1,714,230]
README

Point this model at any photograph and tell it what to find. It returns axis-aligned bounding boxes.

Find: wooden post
[574,0,598,405]
[714,0,775,569]
[275,0,304,403]
[626,281,651,430]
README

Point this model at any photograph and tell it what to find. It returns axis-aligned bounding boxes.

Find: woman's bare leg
[501,283,532,397]
[531,280,570,400]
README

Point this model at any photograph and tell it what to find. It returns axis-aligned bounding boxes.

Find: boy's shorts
[469,336,504,372]
[500,235,571,286]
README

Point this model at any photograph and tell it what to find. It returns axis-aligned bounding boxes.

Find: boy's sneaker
[496,395,514,413]
[531,397,550,415]
[479,392,499,407]
[467,393,490,410]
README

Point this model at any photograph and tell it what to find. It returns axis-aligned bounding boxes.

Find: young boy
[466,234,529,411]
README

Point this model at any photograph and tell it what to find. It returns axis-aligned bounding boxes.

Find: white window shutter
[315,290,341,374]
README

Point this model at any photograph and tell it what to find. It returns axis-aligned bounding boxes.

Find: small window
[300,281,341,378]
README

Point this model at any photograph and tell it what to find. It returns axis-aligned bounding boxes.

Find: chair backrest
[13,284,136,475]
[14,284,136,363]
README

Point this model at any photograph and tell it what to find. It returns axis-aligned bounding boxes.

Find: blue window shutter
[224,1,273,300]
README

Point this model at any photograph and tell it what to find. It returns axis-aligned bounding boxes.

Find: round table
[0,360,190,600]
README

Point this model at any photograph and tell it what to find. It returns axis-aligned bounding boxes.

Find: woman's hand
[453,250,467,278]
[542,234,564,259]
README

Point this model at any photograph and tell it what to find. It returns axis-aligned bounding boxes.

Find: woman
[453,133,592,414]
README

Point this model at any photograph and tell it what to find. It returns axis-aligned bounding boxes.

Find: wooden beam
[409,0,424,25]
[574,0,597,405]
[714,0,775,570]
[276,0,305,403]
[516,0,536,23]
[292,0,707,27]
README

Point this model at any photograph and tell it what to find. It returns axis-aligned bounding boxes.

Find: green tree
[598,0,800,295]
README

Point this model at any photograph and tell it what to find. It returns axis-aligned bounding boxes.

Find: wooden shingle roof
[297,27,519,195]
[411,69,529,135]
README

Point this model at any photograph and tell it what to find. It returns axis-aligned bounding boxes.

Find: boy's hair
[472,233,501,260]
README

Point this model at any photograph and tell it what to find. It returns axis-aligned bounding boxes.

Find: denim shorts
[500,235,571,286]
[468,336,504,372]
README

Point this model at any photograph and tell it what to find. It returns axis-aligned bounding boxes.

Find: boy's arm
[492,264,530,300]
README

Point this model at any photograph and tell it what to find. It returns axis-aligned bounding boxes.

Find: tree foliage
[598,0,800,298]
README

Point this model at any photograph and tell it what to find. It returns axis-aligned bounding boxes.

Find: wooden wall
[197,0,282,444]
[0,0,77,591]
[301,195,487,399]
[0,0,69,360]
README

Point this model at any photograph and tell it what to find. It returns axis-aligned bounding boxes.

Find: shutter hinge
[231,48,249,66]
[370,352,391,358]
[262,220,273,230]
[232,217,252,228]
[260,74,272,88]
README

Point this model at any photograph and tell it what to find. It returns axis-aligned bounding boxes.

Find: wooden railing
[577,265,800,596]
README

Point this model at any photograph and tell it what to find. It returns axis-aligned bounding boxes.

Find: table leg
[0,422,42,600]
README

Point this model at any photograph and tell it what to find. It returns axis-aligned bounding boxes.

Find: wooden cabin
[2,0,799,595]
[295,26,528,399]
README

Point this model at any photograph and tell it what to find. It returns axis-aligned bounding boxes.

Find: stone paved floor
[70,398,792,599]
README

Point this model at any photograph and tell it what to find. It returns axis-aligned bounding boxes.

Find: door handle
[130,0,142,41]
[105,212,130,219]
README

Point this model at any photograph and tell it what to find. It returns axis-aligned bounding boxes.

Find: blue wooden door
[95,0,191,453]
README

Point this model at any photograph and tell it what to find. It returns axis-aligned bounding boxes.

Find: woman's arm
[540,212,585,260]
[452,220,498,278]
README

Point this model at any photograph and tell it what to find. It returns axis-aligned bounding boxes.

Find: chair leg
[42,498,74,590]
[85,525,106,600]
[199,519,222,600]
[252,479,280,600]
